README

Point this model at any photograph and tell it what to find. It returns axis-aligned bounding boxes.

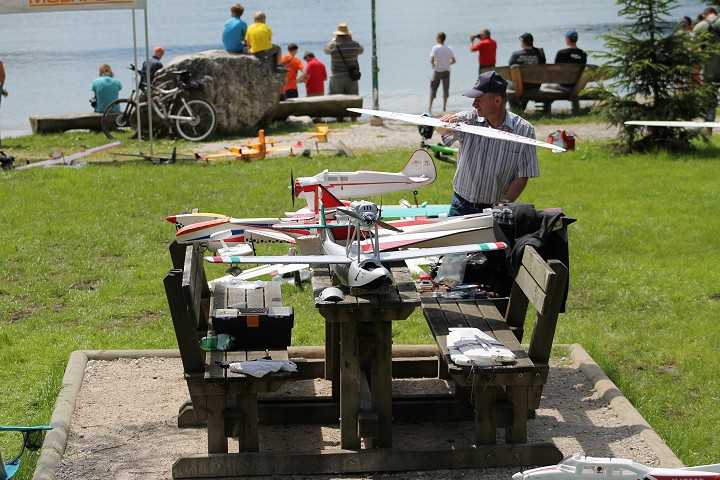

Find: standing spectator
[245,11,284,71]
[298,52,327,97]
[140,46,164,87]
[280,43,304,100]
[0,58,7,101]
[436,71,539,216]
[222,3,248,54]
[694,7,720,124]
[324,23,364,95]
[508,32,546,98]
[679,16,694,32]
[470,28,497,73]
[91,64,122,113]
[429,32,456,114]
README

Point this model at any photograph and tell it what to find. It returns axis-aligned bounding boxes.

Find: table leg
[506,385,529,443]
[473,386,496,445]
[206,394,228,453]
[340,321,361,449]
[369,321,392,448]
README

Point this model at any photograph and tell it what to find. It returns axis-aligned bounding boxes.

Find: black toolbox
[212,307,294,348]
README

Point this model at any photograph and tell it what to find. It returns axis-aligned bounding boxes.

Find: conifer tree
[591,0,717,152]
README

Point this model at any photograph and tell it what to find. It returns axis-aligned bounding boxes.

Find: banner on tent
[0,0,146,14]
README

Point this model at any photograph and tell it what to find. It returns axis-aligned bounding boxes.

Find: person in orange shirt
[280,43,304,100]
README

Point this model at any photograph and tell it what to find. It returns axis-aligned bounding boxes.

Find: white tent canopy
[0,0,153,153]
[0,0,146,15]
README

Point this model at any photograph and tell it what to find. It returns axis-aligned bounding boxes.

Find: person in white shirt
[429,32,456,113]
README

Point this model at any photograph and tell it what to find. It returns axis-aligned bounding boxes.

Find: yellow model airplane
[197,130,302,162]
[306,123,354,157]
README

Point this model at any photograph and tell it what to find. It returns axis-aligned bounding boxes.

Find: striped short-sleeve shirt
[324,39,364,76]
[442,109,540,204]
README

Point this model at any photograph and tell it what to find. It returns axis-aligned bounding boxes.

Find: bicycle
[1,425,53,479]
[102,65,217,142]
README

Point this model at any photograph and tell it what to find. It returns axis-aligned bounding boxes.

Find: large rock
[157,50,285,135]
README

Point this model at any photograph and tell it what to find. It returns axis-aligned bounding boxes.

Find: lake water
[0,0,706,137]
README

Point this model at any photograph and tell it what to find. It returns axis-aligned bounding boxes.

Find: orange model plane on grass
[196,130,302,162]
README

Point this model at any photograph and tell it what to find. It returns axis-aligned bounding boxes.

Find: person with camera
[429,32,455,114]
[324,23,364,95]
[470,28,497,74]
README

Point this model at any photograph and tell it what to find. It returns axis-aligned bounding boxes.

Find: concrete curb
[568,343,683,469]
[34,346,682,479]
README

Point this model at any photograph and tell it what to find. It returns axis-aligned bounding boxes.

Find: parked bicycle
[102,65,217,142]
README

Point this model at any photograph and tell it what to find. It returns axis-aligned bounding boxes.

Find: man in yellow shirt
[245,11,285,71]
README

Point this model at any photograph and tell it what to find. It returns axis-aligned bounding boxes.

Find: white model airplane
[293,149,436,208]
[625,120,720,128]
[205,198,507,290]
[15,141,122,170]
[347,108,566,152]
[513,453,720,480]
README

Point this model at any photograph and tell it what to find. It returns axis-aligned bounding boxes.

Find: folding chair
[1,426,53,480]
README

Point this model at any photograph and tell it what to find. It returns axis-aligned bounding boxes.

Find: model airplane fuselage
[514,453,720,480]
[294,149,436,208]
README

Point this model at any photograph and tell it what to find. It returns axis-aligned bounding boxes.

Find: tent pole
[132,10,142,152]
[144,7,154,156]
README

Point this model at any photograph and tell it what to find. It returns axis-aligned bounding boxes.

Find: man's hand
[436,113,459,136]
[1,88,7,98]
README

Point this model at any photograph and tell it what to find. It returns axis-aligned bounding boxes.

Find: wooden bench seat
[482,64,599,113]
[29,112,119,134]
[273,94,362,121]
[421,245,568,445]
[164,241,291,453]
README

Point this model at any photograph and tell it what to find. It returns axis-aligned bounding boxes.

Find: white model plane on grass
[292,149,436,209]
[15,141,122,170]
[347,108,566,152]
[514,453,720,480]
[204,198,506,290]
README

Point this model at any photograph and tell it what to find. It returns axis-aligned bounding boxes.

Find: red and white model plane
[293,149,436,209]
[513,453,720,480]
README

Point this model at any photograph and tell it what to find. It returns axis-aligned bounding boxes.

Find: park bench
[421,245,568,445]
[273,94,362,121]
[163,241,293,454]
[29,112,118,134]
[483,64,599,113]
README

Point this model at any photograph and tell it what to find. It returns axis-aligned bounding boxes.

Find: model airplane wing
[380,205,450,218]
[205,254,352,265]
[377,242,506,263]
[625,120,720,128]
[15,140,122,170]
[347,108,565,152]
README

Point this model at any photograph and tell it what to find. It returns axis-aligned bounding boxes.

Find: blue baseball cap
[565,29,578,42]
[462,71,508,98]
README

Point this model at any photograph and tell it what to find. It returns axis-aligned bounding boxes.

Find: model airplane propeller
[347,108,566,152]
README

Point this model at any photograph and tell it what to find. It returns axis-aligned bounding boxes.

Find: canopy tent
[0,0,154,153]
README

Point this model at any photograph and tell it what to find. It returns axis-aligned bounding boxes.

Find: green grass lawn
[1,131,720,477]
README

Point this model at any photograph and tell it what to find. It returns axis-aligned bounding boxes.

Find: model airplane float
[205,198,506,290]
[292,149,436,208]
[513,453,720,480]
[347,108,567,152]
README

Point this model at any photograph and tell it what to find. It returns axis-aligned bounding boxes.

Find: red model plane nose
[294,180,303,198]
[166,215,176,224]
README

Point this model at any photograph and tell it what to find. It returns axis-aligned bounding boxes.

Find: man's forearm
[502,177,528,202]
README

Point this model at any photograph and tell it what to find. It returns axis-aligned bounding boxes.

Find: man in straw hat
[436,71,539,216]
[324,22,364,95]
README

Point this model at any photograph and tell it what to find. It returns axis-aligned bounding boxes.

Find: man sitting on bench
[549,29,587,92]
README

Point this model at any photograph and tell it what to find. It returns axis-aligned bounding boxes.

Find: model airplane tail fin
[401,149,436,182]
[317,184,344,209]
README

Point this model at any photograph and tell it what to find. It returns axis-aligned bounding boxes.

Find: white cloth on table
[228,359,297,377]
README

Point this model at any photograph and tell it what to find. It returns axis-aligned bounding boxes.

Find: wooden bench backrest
[164,241,210,374]
[504,245,568,365]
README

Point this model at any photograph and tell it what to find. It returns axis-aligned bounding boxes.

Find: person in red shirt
[298,51,327,97]
[280,43,304,100]
[470,28,497,74]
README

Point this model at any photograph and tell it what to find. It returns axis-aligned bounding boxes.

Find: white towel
[228,359,298,378]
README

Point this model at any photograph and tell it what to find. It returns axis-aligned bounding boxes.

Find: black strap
[335,43,358,70]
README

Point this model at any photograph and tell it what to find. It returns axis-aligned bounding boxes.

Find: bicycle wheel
[174,99,217,142]
[102,99,140,141]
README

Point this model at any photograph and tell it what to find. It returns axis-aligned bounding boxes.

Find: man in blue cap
[436,71,540,216]
[555,29,587,65]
